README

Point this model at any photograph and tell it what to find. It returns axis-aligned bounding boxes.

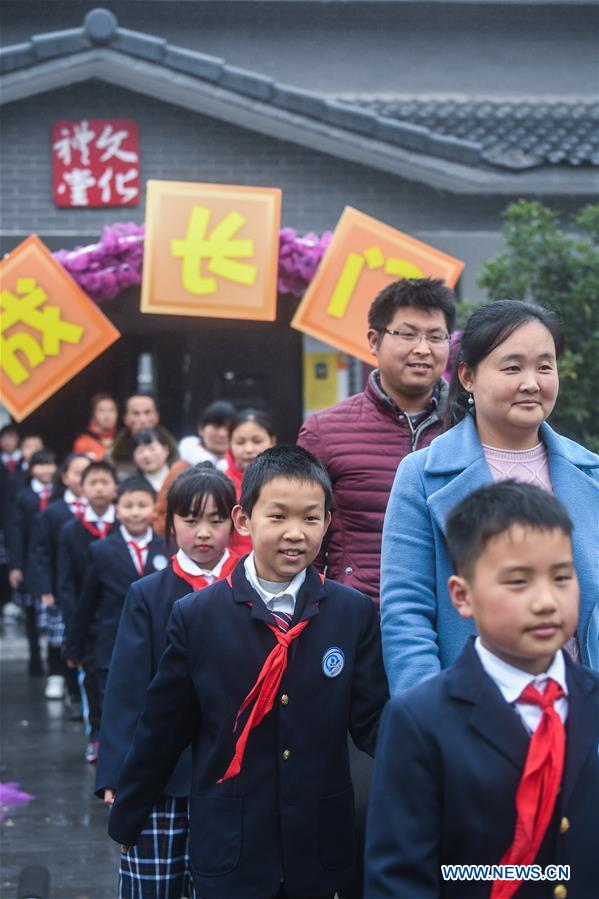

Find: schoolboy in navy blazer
[109,446,388,899]
[365,483,599,899]
[95,566,193,800]
[66,525,166,671]
[57,514,117,627]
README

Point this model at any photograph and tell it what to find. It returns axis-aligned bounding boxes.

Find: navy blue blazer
[66,529,167,669]
[364,638,599,898]
[109,563,389,899]
[7,485,43,592]
[57,517,117,627]
[31,499,73,595]
[96,566,193,799]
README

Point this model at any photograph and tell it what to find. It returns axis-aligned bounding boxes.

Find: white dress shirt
[64,488,88,516]
[243,551,306,616]
[84,504,115,526]
[175,547,230,585]
[120,525,153,573]
[474,637,568,734]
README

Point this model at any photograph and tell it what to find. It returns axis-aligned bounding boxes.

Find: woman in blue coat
[381,300,599,692]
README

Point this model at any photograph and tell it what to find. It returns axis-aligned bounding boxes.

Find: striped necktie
[270,609,293,633]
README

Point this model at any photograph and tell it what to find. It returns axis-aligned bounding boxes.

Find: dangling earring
[467,393,474,406]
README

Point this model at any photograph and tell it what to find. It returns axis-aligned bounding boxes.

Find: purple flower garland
[53,222,333,304]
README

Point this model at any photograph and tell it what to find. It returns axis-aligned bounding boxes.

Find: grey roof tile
[163,46,224,82]
[31,29,88,60]
[110,28,166,63]
[219,65,273,100]
[341,97,599,169]
[271,85,328,119]
[320,100,378,136]
[0,42,35,74]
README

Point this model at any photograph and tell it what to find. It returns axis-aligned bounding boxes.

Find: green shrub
[478,200,599,451]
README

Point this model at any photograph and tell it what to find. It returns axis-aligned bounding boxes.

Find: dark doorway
[1,235,304,457]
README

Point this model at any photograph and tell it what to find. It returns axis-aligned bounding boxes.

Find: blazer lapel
[425,415,493,537]
[448,640,530,771]
[561,657,599,808]
[112,529,138,577]
[427,458,492,538]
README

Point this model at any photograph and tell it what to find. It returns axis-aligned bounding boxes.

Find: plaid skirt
[15,593,64,646]
[119,796,196,899]
[39,603,65,647]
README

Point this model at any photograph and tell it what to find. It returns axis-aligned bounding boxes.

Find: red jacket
[223,452,253,557]
[297,372,448,603]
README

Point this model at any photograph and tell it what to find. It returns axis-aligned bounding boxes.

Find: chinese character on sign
[0,236,120,422]
[141,180,281,322]
[170,206,257,295]
[52,120,140,207]
[1,277,84,385]
[291,207,464,365]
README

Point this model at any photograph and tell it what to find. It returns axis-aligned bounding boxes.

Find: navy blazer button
[559,816,570,833]
[281,694,289,706]
[282,749,291,761]
[553,886,567,899]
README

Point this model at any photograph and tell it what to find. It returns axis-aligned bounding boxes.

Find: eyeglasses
[383,328,450,346]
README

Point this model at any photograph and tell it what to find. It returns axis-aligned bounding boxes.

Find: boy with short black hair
[365,481,599,899]
[109,445,388,899]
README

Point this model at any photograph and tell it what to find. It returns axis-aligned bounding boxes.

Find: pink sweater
[482,442,553,493]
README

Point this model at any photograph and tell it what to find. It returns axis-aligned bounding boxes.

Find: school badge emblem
[322,646,345,678]
[152,554,168,571]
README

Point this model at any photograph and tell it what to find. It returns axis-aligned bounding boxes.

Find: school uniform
[57,508,117,629]
[58,507,117,739]
[0,465,17,609]
[7,480,50,592]
[31,492,88,651]
[7,480,52,672]
[97,549,238,899]
[1,452,28,488]
[109,559,389,899]
[364,638,599,898]
[66,526,167,699]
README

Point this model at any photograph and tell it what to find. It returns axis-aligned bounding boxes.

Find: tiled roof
[1,8,597,179]
[339,97,599,170]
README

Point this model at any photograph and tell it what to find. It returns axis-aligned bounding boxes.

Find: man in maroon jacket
[298,277,455,605]
[298,277,455,899]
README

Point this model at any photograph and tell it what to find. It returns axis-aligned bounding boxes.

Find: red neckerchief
[39,486,50,511]
[490,679,566,899]
[67,498,86,520]
[82,519,110,539]
[171,551,239,592]
[127,538,149,575]
[217,571,325,783]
